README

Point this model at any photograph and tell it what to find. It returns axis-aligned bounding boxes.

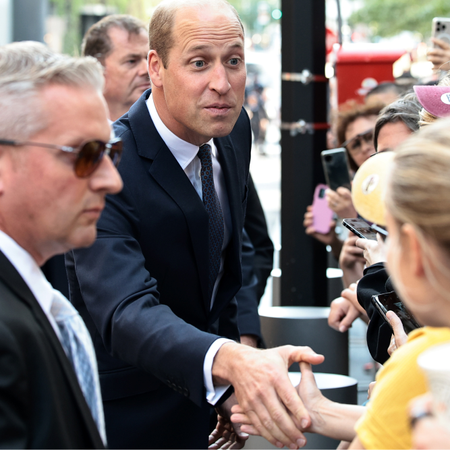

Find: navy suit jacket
[66,90,252,448]
[0,251,103,449]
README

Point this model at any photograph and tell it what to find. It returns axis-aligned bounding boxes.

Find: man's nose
[209,63,231,95]
[90,155,123,194]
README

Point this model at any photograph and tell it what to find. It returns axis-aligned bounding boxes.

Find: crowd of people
[1,0,450,448]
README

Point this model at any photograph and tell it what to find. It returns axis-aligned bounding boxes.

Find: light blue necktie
[50,290,107,444]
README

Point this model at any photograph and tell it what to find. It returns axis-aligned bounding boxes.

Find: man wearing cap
[0,41,123,447]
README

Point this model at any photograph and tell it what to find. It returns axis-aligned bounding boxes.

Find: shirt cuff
[204,338,233,405]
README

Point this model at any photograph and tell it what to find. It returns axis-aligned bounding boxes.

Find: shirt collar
[146,93,215,169]
[0,230,54,315]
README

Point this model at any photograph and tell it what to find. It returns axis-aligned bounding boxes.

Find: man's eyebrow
[187,42,244,53]
[121,52,147,60]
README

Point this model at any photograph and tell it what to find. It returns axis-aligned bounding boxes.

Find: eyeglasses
[0,137,123,178]
[343,129,374,155]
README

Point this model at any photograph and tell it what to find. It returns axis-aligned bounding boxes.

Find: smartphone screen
[342,218,378,240]
[370,223,388,240]
[321,148,352,192]
[371,291,421,334]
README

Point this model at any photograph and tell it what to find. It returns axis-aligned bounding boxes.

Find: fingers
[341,305,361,332]
[328,297,350,331]
[386,311,408,348]
[387,333,397,356]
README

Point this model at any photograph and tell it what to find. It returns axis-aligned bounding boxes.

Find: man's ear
[148,50,163,88]
[401,223,425,278]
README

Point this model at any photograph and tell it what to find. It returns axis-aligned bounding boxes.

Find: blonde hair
[418,73,450,127]
[0,41,104,140]
[386,117,450,294]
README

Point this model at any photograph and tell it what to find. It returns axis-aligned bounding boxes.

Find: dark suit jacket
[0,251,104,449]
[65,90,252,448]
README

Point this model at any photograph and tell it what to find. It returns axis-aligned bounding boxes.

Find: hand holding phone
[321,148,352,192]
[371,291,421,334]
[342,218,378,240]
[311,184,334,234]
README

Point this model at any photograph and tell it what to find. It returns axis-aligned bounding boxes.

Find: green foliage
[348,0,450,39]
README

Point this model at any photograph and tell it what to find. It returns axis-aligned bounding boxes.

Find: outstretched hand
[209,394,248,449]
[218,344,324,448]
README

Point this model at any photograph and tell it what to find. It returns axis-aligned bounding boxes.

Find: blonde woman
[232,117,450,449]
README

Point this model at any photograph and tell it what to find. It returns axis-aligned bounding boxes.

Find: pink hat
[414,85,450,118]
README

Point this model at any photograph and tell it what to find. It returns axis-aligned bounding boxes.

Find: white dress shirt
[146,95,232,404]
[0,230,61,337]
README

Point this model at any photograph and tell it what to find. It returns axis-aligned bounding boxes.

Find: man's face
[103,27,150,120]
[0,85,123,265]
[149,4,246,145]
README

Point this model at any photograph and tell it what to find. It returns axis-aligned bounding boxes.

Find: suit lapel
[128,94,211,311]
[0,251,103,446]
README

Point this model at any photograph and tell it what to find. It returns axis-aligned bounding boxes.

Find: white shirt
[0,230,62,337]
[146,95,232,404]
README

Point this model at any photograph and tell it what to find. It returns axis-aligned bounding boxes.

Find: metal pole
[13,0,47,42]
[280,0,328,306]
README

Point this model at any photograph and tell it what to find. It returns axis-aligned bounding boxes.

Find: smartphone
[321,148,352,192]
[311,184,334,234]
[342,218,378,240]
[370,223,388,240]
[432,17,450,47]
[371,291,421,334]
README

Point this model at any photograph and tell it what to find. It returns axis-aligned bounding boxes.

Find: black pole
[280,0,328,306]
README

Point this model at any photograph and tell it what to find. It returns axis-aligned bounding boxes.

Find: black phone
[371,291,421,334]
[370,223,388,240]
[342,218,378,240]
[321,148,352,192]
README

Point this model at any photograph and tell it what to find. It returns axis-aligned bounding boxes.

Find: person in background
[66,1,323,448]
[364,81,405,107]
[82,14,151,121]
[233,117,450,450]
[0,40,123,448]
[328,93,421,356]
[304,103,382,263]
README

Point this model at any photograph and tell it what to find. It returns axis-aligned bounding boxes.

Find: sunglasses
[343,129,374,155]
[0,137,122,178]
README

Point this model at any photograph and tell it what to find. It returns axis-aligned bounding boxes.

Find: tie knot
[50,290,78,323]
[198,144,212,165]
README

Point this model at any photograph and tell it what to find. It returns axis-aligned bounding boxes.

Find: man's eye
[193,60,205,68]
[229,58,240,66]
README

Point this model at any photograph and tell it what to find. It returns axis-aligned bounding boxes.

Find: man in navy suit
[66,1,323,448]
[0,41,123,447]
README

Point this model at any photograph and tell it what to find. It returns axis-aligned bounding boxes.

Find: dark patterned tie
[198,144,224,301]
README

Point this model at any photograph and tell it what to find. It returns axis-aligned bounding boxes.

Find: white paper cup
[417,342,450,429]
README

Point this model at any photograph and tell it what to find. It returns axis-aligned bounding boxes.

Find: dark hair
[336,101,383,171]
[81,14,147,63]
[373,92,421,150]
[365,82,405,101]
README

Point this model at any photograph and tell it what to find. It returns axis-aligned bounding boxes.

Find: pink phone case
[312,184,334,234]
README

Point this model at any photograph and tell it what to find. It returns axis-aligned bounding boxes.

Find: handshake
[209,344,329,449]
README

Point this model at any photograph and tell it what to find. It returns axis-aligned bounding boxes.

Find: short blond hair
[0,41,104,140]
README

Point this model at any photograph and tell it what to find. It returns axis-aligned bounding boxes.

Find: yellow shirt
[355,327,450,449]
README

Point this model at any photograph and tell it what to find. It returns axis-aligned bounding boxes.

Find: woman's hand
[326,187,357,219]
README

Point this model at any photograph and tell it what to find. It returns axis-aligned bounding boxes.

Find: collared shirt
[146,94,232,405]
[0,230,61,337]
